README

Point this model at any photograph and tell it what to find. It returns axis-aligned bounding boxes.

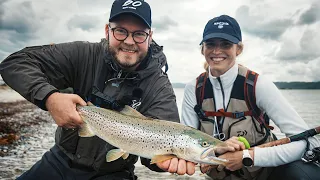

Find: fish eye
[202,141,209,147]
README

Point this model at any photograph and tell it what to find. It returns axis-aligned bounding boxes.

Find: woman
[181,15,319,180]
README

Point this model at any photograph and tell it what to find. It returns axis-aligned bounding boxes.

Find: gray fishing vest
[195,65,276,180]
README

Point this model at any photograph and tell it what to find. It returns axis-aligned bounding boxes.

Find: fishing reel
[301,147,320,167]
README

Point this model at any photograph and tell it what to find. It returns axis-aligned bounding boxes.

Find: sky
[1,0,320,83]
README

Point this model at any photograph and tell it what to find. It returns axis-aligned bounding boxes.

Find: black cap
[109,0,151,28]
[200,15,242,44]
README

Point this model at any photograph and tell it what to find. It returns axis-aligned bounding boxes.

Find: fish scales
[77,105,228,165]
[79,105,192,158]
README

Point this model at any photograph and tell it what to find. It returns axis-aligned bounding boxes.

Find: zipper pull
[117,70,122,78]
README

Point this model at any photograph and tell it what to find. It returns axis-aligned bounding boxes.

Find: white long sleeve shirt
[181,63,320,167]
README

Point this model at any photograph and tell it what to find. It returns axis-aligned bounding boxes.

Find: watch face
[242,157,253,166]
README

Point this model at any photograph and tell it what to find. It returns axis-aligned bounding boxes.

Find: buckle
[233,112,245,119]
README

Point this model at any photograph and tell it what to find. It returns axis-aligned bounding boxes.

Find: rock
[0,133,20,145]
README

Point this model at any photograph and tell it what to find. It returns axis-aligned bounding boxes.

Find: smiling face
[202,38,243,77]
[105,14,153,70]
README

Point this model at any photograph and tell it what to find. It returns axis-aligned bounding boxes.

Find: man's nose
[124,33,135,45]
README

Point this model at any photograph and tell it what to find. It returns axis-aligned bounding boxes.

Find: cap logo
[122,0,142,10]
[214,22,229,29]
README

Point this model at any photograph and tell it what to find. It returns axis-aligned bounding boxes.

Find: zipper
[217,77,226,111]
[216,77,226,132]
[227,117,246,138]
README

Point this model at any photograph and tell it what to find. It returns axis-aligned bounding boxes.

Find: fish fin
[78,123,95,137]
[120,105,149,119]
[106,149,126,162]
[122,152,130,160]
[150,154,177,164]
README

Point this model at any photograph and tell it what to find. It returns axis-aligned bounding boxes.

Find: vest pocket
[225,116,268,146]
[199,118,215,136]
[56,127,79,154]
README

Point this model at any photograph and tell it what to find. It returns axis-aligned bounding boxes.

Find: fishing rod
[252,126,320,166]
[256,126,320,148]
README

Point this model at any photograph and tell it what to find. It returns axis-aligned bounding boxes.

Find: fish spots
[81,106,204,159]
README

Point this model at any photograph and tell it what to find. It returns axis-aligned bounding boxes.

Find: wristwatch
[242,149,253,167]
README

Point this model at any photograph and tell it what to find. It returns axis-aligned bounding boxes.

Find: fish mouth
[201,147,215,159]
[200,147,228,164]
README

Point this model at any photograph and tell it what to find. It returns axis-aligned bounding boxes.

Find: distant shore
[172,82,320,89]
[1,80,320,90]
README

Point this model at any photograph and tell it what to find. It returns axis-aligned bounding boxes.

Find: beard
[109,44,147,69]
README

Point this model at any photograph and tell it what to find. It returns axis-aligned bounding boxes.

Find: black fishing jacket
[0,38,180,174]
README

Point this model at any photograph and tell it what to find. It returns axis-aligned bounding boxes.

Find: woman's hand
[224,136,246,151]
[219,149,254,171]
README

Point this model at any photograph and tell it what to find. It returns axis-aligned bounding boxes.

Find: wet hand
[224,136,246,151]
[218,149,253,171]
[156,158,197,175]
[200,163,227,174]
[200,164,217,174]
[45,92,86,129]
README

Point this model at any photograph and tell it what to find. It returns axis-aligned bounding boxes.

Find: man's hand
[45,92,86,129]
[156,158,197,175]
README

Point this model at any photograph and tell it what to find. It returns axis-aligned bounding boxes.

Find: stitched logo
[214,22,229,29]
[122,0,142,10]
[131,99,141,109]
[237,130,248,136]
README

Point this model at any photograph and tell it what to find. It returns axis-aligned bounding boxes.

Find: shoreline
[0,89,210,179]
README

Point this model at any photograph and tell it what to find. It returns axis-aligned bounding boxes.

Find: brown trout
[77,105,228,165]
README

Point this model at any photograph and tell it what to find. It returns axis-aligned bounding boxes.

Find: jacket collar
[208,63,238,90]
[100,38,167,81]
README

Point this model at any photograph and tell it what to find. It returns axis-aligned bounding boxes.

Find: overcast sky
[1,0,320,83]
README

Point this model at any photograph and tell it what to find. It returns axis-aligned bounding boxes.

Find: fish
[77,104,229,165]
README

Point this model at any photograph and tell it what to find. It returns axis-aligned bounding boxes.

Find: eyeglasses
[109,26,150,44]
[204,40,234,50]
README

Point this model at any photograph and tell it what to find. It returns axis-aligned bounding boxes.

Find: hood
[100,38,167,81]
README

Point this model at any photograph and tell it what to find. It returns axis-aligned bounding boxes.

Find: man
[0,0,195,179]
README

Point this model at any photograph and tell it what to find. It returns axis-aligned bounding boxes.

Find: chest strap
[195,68,274,130]
[204,109,254,119]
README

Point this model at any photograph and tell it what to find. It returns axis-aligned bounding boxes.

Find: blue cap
[200,15,242,44]
[109,0,152,28]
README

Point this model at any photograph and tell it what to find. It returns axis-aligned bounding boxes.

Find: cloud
[67,15,99,31]
[0,1,43,60]
[276,29,320,62]
[153,16,178,32]
[0,1,6,18]
[236,5,293,40]
[0,0,319,82]
[297,1,320,25]
[1,1,40,35]
[308,58,320,81]
[283,58,320,81]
